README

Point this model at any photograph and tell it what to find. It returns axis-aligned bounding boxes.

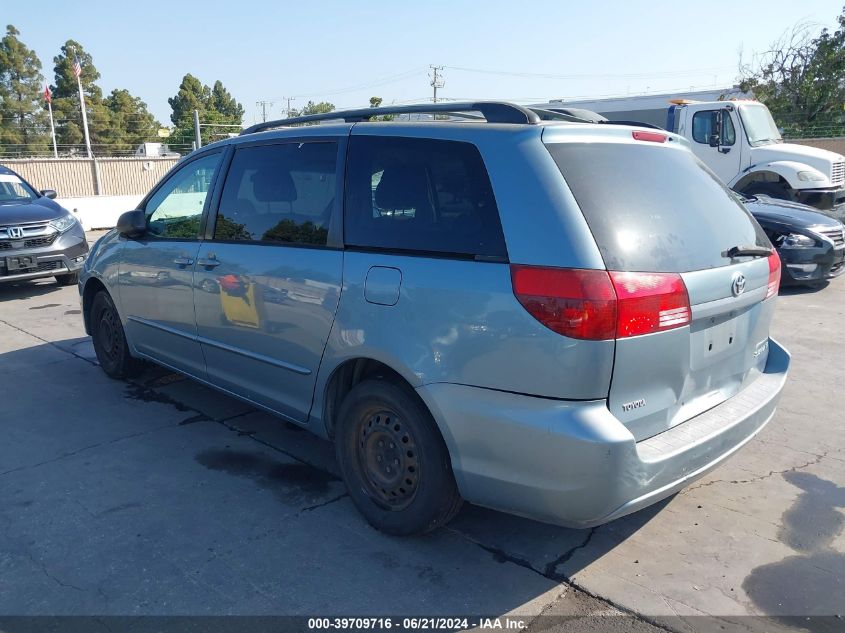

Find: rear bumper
[0,227,88,283]
[417,338,790,528]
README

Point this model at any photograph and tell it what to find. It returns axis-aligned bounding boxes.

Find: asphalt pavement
[0,232,842,632]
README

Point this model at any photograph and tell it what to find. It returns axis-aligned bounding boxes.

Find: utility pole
[193,109,202,149]
[429,65,444,103]
[283,97,296,117]
[256,100,274,122]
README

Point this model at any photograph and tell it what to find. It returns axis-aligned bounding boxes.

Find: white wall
[58,195,144,231]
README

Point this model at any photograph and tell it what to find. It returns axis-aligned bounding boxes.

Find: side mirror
[708,134,721,148]
[40,189,58,199]
[116,209,147,238]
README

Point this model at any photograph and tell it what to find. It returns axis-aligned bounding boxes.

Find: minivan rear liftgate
[544,129,781,442]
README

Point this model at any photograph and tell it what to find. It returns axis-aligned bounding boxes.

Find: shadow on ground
[0,278,71,301]
[0,337,672,617]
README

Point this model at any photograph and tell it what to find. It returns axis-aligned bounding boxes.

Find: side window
[213,142,337,246]
[145,152,221,239]
[692,110,736,146]
[344,136,507,258]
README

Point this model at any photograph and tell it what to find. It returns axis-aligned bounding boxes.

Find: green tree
[168,73,208,126]
[209,80,244,120]
[50,39,112,151]
[168,74,243,146]
[103,88,160,152]
[740,9,845,137]
[300,100,335,116]
[0,25,48,155]
[368,95,393,121]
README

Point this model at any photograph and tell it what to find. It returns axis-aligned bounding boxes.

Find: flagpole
[47,99,58,158]
[71,49,93,159]
[76,72,93,159]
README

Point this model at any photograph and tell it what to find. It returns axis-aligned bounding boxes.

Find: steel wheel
[357,409,420,510]
[90,290,141,379]
[335,378,463,536]
[96,301,122,366]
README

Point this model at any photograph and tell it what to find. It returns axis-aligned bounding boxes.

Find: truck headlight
[797,170,826,182]
[780,233,816,248]
[49,214,79,233]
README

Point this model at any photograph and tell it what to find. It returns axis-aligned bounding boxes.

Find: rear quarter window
[344,136,507,259]
[546,142,769,272]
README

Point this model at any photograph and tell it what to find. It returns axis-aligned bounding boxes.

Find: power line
[279,67,428,101]
[445,65,737,80]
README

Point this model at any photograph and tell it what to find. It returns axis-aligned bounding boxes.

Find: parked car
[80,102,790,535]
[0,165,89,286]
[741,194,845,286]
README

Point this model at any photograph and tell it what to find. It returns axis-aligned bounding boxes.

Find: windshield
[739,104,783,146]
[0,174,38,203]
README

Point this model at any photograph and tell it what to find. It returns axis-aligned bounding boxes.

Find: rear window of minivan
[345,136,507,259]
[546,142,770,273]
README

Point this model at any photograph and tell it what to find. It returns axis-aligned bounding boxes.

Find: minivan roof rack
[241,101,541,134]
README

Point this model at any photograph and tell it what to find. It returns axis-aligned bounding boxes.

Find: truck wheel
[335,378,463,536]
[90,290,142,379]
[742,182,790,201]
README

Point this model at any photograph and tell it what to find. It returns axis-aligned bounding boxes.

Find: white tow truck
[539,91,845,211]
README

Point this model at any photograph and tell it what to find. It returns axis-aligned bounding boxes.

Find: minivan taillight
[766,252,781,299]
[510,266,617,340]
[609,271,691,337]
[511,266,691,340]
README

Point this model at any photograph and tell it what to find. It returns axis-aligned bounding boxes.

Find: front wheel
[335,379,463,536]
[89,290,142,379]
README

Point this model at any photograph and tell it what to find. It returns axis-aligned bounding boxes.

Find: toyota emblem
[731,272,747,297]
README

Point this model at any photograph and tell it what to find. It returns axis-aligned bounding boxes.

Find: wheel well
[733,171,790,194]
[81,277,107,335]
[323,358,413,439]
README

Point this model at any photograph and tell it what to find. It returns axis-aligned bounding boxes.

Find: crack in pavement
[26,550,85,593]
[0,422,180,478]
[444,527,679,632]
[681,450,830,494]
[0,318,97,366]
[298,492,348,515]
[543,527,598,580]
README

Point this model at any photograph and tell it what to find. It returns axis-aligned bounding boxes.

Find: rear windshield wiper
[722,245,772,259]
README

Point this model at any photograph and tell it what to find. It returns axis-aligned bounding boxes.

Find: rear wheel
[55,272,79,286]
[90,290,142,379]
[335,378,462,536]
[742,182,791,201]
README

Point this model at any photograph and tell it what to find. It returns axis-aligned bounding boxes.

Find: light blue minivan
[81,102,790,535]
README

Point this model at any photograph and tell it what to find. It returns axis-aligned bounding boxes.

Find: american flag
[44,85,52,104]
[72,55,82,78]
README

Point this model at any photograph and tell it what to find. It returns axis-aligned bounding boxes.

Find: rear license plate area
[6,254,37,271]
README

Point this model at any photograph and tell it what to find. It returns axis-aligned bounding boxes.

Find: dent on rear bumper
[416,338,790,528]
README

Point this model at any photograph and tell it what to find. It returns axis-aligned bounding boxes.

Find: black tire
[89,290,142,379]
[742,182,791,201]
[335,378,463,536]
[55,272,79,286]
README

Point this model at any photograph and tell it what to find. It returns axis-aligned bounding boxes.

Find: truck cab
[668,100,845,210]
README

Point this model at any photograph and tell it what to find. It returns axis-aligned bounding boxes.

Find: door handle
[196,257,221,268]
[173,257,194,266]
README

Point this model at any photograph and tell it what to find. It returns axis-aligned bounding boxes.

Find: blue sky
[5,0,843,125]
